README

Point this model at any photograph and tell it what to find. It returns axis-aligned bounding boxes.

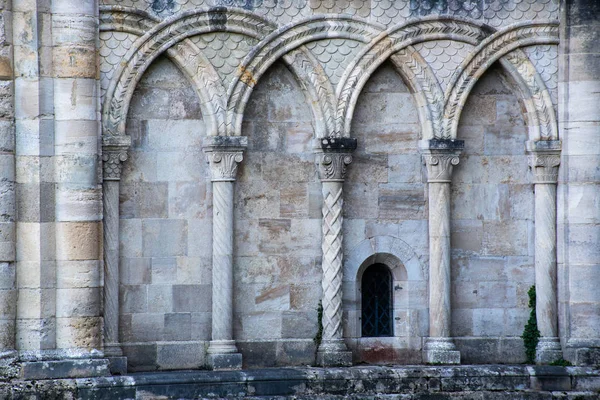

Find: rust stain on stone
[238,65,256,86]
[255,285,289,304]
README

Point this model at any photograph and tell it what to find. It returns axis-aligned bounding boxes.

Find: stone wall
[1,0,598,376]
[120,56,210,370]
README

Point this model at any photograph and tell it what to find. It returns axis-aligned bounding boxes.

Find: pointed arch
[336,17,490,138]
[442,21,559,140]
[227,15,385,136]
[102,8,277,137]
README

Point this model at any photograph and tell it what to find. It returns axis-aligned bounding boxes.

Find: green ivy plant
[522,285,541,364]
[314,300,323,349]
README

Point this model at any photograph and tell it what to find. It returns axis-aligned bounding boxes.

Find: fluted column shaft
[421,139,462,365]
[316,138,355,367]
[101,139,130,358]
[204,136,246,370]
[528,141,562,363]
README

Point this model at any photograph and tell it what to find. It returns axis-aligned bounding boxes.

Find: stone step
[4,365,600,399]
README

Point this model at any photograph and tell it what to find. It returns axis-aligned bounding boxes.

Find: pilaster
[316,137,356,367]
[420,139,463,365]
[204,136,247,370]
[527,140,563,364]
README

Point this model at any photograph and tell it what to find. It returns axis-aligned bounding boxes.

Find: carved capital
[317,152,353,182]
[102,149,129,181]
[316,137,357,182]
[529,153,560,184]
[526,140,561,184]
[423,154,461,183]
[420,139,463,183]
[206,151,244,182]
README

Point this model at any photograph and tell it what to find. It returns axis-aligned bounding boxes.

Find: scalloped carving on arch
[335,17,490,138]
[100,6,160,35]
[166,39,228,137]
[281,48,334,139]
[102,8,277,137]
[100,7,227,136]
[498,49,558,141]
[382,47,441,141]
[442,21,559,140]
[226,15,385,136]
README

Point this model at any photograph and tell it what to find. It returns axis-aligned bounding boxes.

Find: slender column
[101,136,130,372]
[527,140,562,364]
[421,139,462,365]
[316,138,355,367]
[204,136,247,371]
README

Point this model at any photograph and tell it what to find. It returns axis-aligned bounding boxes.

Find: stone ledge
[20,359,111,380]
[3,365,598,399]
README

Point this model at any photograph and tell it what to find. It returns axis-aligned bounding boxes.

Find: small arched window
[361,263,393,337]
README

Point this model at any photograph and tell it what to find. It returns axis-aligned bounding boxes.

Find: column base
[207,340,242,370]
[208,353,243,370]
[536,337,563,364]
[423,337,461,364]
[107,356,128,375]
[317,339,352,367]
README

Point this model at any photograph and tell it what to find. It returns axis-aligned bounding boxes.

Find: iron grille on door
[361,263,393,337]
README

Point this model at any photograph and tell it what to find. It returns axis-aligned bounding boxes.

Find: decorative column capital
[526,140,561,184]
[203,136,248,182]
[102,135,132,181]
[420,139,464,183]
[316,137,357,182]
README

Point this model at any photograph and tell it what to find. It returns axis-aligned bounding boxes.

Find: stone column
[0,0,16,365]
[527,140,563,364]
[204,136,247,370]
[316,137,355,367]
[559,0,600,366]
[102,136,131,374]
[421,139,462,365]
[53,0,103,358]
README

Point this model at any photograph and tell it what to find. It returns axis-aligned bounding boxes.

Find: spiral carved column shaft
[321,180,345,343]
[421,140,462,365]
[316,138,355,367]
[528,142,562,363]
[204,136,246,370]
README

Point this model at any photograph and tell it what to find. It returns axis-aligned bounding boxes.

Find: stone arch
[102,8,277,137]
[345,236,424,285]
[226,15,384,136]
[336,17,490,138]
[99,8,227,138]
[442,21,560,140]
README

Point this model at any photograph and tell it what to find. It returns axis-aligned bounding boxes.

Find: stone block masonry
[0,0,597,381]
